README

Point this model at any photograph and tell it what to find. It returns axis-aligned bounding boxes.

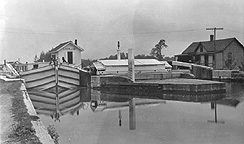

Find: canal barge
[19,63,90,90]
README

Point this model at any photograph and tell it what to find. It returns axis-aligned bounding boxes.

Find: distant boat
[19,62,90,91]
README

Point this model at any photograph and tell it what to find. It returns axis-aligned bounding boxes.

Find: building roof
[49,41,84,53]
[182,37,243,54]
[160,61,172,68]
[93,61,106,71]
[98,59,161,66]
[95,59,172,68]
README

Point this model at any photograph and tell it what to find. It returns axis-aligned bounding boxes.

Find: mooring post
[128,48,136,130]
[128,48,135,82]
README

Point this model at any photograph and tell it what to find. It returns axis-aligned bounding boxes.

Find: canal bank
[0,76,54,144]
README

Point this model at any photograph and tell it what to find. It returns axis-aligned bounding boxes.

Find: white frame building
[93,59,172,75]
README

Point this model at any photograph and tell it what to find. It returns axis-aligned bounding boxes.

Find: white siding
[95,59,170,75]
[215,53,223,69]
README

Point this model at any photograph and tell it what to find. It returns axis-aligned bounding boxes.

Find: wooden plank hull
[20,64,86,90]
[20,63,91,121]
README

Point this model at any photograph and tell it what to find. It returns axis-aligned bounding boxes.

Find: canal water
[29,82,244,144]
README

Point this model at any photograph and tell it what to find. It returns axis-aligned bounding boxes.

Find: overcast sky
[0,0,244,63]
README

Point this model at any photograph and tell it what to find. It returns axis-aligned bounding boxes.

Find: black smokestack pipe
[75,39,77,45]
[210,35,214,41]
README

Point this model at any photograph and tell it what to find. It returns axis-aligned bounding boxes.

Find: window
[51,55,56,60]
[33,64,38,69]
[200,46,203,52]
[228,52,232,59]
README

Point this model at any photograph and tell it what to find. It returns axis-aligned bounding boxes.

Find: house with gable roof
[175,36,244,70]
[49,39,84,66]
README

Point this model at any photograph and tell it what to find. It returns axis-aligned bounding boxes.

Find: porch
[175,53,215,68]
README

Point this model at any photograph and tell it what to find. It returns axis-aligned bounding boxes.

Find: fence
[0,63,20,78]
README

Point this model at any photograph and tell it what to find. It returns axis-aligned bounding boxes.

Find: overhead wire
[0,27,205,36]
[133,28,204,35]
[1,27,242,38]
[224,29,244,34]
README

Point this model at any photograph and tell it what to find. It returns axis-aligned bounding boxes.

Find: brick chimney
[210,35,214,41]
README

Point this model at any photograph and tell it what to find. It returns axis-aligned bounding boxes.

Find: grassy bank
[0,80,41,144]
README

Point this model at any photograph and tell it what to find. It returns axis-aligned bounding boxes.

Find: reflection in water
[90,88,226,113]
[32,82,244,144]
[28,82,244,127]
[208,101,225,123]
[90,94,166,112]
[28,87,91,121]
[217,82,244,107]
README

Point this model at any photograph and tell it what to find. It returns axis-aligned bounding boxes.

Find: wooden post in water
[119,110,122,126]
[128,48,136,130]
[208,101,224,124]
[214,101,217,123]
[129,98,136,130]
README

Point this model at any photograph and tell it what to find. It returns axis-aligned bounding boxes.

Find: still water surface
[29,82,244,144]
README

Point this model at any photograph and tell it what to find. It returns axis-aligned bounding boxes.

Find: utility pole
[206,27,224,40]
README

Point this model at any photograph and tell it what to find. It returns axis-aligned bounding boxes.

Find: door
[67,52,73,64]
[51,54,56,60]
[204,55,208,66]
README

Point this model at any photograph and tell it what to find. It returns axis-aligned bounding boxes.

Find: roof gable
[182,38,241,54]
[201,38,235,52]
[195,44,208,53]
[182,42,200,54]
[49,41,84,53]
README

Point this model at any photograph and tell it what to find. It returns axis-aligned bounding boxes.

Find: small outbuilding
[48,39,84,66]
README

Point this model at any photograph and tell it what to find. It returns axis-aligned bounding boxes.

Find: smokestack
[210,35,214,41]
[117,41,121,60]
[75,39,77,45]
